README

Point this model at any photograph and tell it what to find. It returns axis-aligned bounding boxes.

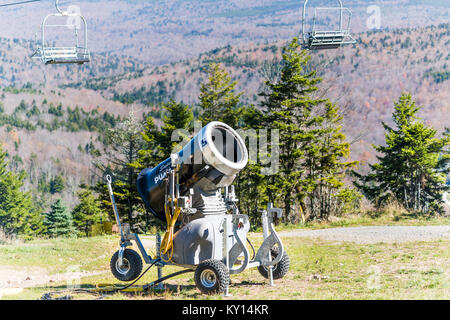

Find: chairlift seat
[33,1,90,65]
[300,0,356,51]
[42,47,90,64]
[305,30,346,50]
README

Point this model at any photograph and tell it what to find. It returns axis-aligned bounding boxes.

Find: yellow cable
[160,164,183,264]
[160,198,181,263]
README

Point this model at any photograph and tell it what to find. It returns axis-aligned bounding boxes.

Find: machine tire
[110,248,143,282]
[258,246,290,280]
[194,259,230,295]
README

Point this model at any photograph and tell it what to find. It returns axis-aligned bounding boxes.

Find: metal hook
[55,0,63,14]
[106,174,112,184]
[55,0,69,15]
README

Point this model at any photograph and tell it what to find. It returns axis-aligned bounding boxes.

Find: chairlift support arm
[301,0,343,39]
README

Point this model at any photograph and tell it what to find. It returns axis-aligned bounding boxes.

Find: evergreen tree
[37,172,50,194]
[157,100,193,158]
[132,100,193,170]
[0,147,44,239]
[258,38,356,222]
[72,186,108,237]
[302,102,358,220]
[198,63,242,128]
[197,63,266,223]
[49,174,65,194]
[43,199,76,238]
[354,93,449,214]
[132,115,159,169]
[93,109,147,232]
[125,100,194,231]
[437,127,450,181]
[234,107,269,227]
[258,38,325,222]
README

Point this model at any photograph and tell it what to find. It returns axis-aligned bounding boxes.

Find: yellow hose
[160,198,181,262]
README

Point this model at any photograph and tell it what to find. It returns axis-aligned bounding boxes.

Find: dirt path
[0,265,106,296]
[279,225,450,244]
[0,237,156,298]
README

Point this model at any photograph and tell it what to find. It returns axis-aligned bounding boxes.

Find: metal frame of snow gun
[106,159,288,296]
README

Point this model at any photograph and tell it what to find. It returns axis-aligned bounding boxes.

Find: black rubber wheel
[258,246,290,280]
[110,248,143,282]
[194,259,230,295]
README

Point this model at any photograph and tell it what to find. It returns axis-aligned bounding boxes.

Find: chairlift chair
[300,0,356,50]
[32,0,90,65]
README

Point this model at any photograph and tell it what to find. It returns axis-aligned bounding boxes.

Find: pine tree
[44,199,76,238]
[0,147,44,239]
[258,38,325,222]
[303,102,358,220]
[354,93,449,214]
[132,115,159,170]
[157,100,193,158]
[128,100,194,230]
[198,63,242,128]
[437,127,450,180]
[93,109,147,232]
[49,174,65,194]
[72,186,108,237]
[234,105,269,226]
[133,100,193,170]
[258,38,357,222]
[197,63,268,222]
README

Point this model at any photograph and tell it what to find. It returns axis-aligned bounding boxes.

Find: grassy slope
[1,224,448,300]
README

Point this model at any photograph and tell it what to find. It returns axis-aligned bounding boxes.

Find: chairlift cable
[0,0,41,8]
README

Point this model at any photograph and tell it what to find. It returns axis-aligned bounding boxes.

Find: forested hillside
[0,1,448,235]
[0,0,448,64]
[0,24,448,213]
[0,37,145,87]
[67,24,450,167]
[0,37,145,209]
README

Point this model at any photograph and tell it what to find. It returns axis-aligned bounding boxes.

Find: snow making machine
[107,121,290,295]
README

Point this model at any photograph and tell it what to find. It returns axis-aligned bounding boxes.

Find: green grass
[0,236,119,274]
[1,234,448,300]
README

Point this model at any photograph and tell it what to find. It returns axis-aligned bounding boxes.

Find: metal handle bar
[106,174,124,240]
